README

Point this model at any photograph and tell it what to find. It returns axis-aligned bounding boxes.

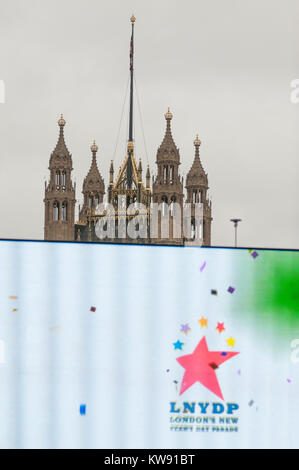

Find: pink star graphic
[216,322,225,333]
[176,336,239,400]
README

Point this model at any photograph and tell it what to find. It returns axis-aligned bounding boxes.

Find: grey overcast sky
[0,0,298,248]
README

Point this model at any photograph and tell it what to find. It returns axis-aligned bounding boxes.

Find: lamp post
[230,218,242,247]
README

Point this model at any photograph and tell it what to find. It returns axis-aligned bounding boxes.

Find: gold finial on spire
[91,140,98,153]
[131,14,136,23]
[194,134,201,147]
[58,114,66,127]
[127,140,134,151]
[165,107,173,120]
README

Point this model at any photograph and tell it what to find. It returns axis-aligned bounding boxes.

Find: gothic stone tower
[185,135,212,246]
[44,115,76,241]
[79,140,105,224]
[152,108,184,241]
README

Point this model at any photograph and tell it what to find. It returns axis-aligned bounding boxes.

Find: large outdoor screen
[0,240,298,448]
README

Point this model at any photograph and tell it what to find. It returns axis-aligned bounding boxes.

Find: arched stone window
[62,171,66,187]
[193,190,197,203]
[199,220,203,240]
[62,202,67,221]
[163,165,167,182]
[95,194,99,207]
[53,201,59,221]
[55,171,60,187]
[198,191,202,203]
[191,218,196,239]
[170,195,176,216]
[89,195,93,208]
[161,195,168,216]
[170,166,174,183]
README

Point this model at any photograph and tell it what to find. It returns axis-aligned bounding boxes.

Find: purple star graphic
[180,324,191,334]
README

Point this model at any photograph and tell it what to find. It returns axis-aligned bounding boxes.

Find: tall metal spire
[127,14,136,188]
[129,14,135,142]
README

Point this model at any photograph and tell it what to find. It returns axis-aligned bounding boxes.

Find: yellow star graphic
[198,317,208,328]
[226,337,236,347]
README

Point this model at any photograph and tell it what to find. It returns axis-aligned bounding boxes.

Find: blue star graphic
[173,340,184,350]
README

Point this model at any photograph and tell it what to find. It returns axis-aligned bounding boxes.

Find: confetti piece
[251,251,259,259]
[209,362,218,370]
[211,289,217,296]
[216,322,225,333]
[287,379,291,383]
[221,352,227,356]
[248,249,253,253]
[180,324,191,334]
[227,286,235,294]
[166,369,170,373]
[80,404,86,415]
[248,400,254,407]
[198,317,208,328]
[173,380,178,384]
[173,340,184,350]
[237,370,241,375]
[200,261,206,272]
[90,306,96,312]
[9,296,18,300]
[12,308,18,312]
[226,336,236,347]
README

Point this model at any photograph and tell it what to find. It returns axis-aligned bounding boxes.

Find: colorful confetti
[287,379,291,383]
[251,251,259,259]
[209,362,218,370]
[173,340,184,350]
[12,308,18,312]
[211,289,217,296]
[216,322,225,333]
[227,286,235,294]
[221,352,227,356]
[80,404,86,415]
[248,400,254,407]
[198,317,208,328]
[90,306,96,312]
[180,324,191,334]
[226,336,236,347]
[200,261,206,272]
[9,296,18,300]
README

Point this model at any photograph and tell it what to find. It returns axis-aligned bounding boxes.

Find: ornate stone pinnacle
[165,107,173,120]
[58,114,66,127]
[194,134,201,147]
[91,140,98,153]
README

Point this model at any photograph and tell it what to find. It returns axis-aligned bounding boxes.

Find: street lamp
[230,218,242,247]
